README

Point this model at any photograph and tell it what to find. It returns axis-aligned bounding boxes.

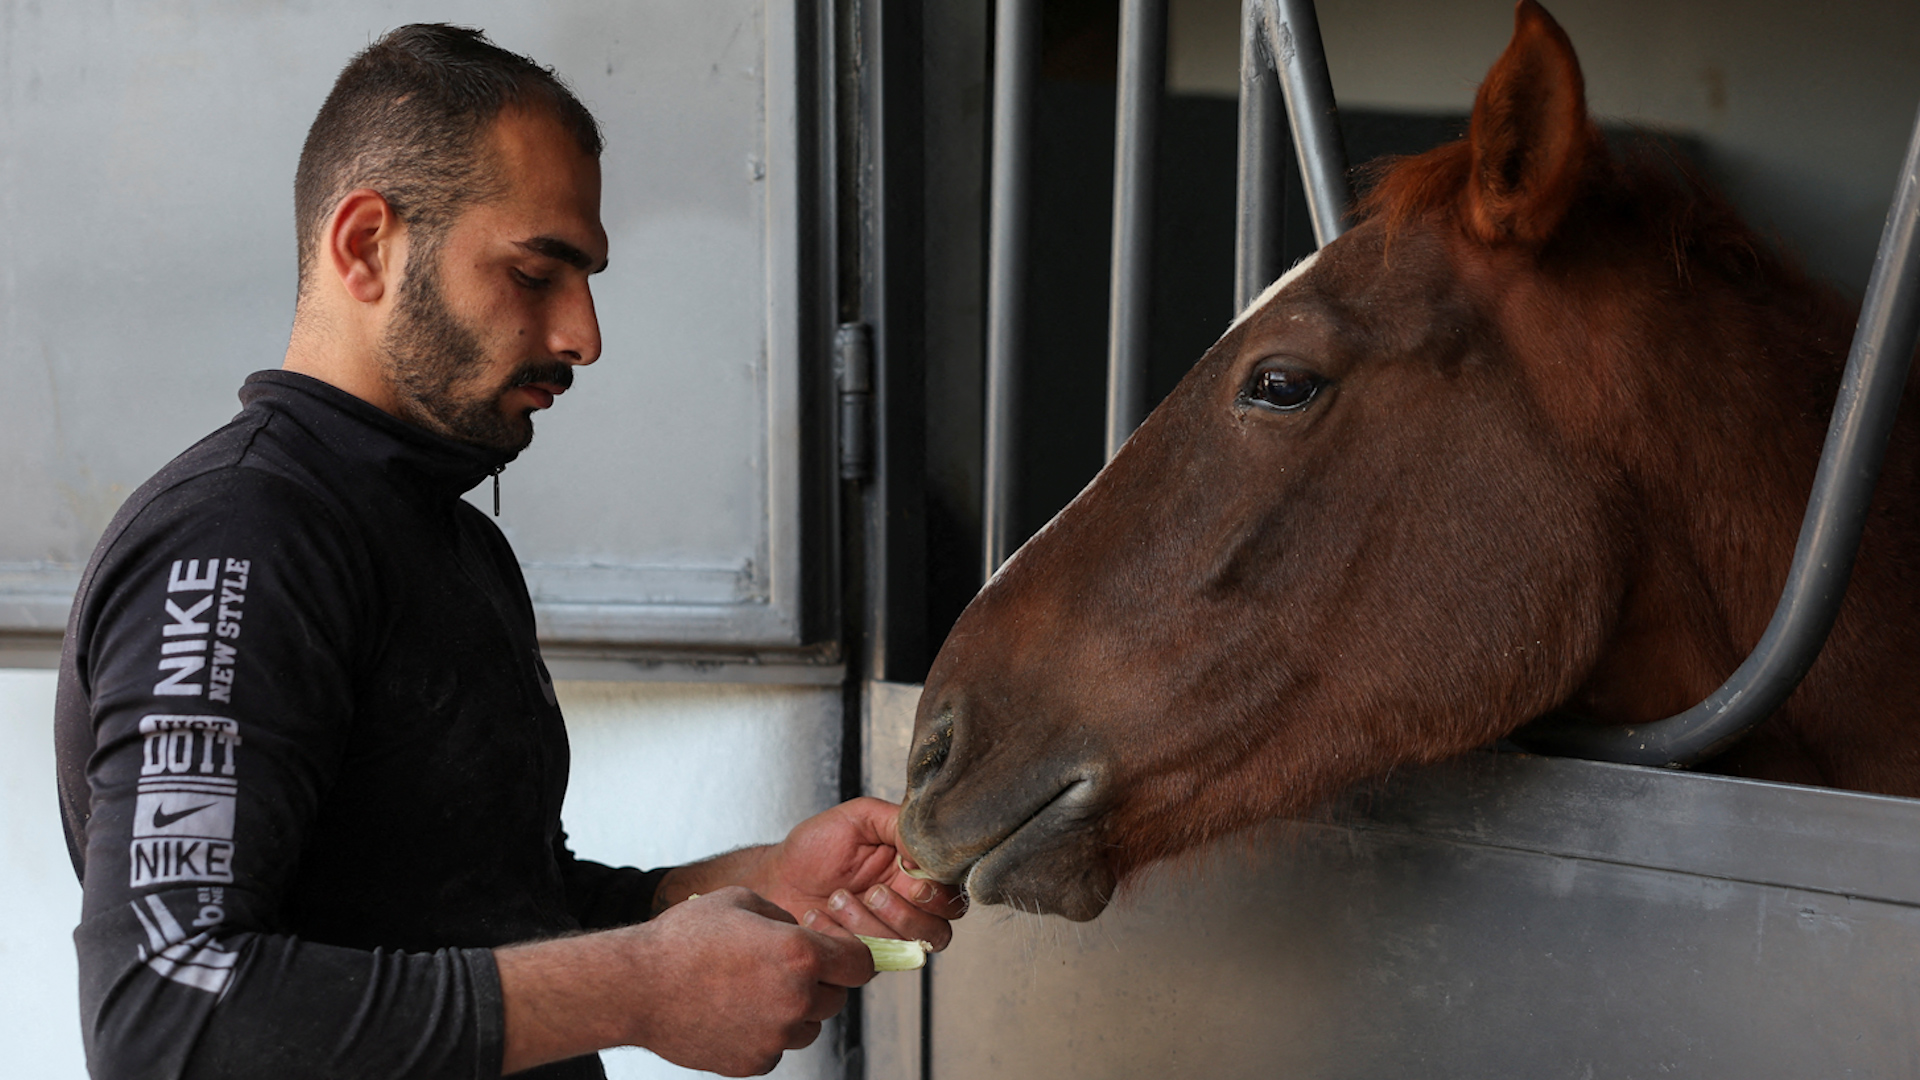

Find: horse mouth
[913,776,1118,922]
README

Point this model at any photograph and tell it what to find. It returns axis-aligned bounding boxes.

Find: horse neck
[1569,256,1920,787]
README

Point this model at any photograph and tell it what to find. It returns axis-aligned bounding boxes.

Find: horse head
[900,0,1879,921]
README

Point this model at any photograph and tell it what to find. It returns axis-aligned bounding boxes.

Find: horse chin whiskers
[960,859,982,907]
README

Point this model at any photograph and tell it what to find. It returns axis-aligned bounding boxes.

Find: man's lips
[515,383,566,410]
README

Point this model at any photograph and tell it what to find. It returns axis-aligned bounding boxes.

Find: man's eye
[1246,367,1324,412]
[511,269,552,289]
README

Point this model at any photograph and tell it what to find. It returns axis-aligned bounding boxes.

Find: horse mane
[1353,133,1821,307]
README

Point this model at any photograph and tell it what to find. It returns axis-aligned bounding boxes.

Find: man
[54,24,960,1079]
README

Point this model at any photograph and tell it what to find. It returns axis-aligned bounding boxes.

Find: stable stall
[863,0,1920,1075]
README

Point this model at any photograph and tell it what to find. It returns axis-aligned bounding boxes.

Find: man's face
[380,107,608,452]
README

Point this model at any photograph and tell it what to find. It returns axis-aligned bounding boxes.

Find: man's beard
[380,253,574,453]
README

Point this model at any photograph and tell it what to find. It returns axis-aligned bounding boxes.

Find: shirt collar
[239,369,519,500]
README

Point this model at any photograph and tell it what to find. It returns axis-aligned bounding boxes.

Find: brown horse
[897,0,1920,921]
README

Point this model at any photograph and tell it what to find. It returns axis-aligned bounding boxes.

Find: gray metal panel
[889,741,1920,1076]
[1344,753,1920,906]
[0,1,819,656]
[863,679,928,1080]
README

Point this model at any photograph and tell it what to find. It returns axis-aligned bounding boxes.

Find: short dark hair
[293,24,602,293]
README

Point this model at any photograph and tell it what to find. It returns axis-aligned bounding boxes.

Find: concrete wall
[0,671,84,1077]
[555,681,845,1080]
[1169,0,1920,294]
[0,674,844,1079]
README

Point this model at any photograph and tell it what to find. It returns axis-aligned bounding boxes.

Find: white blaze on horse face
[1228,250,1322,333]
[987,254,1327,594]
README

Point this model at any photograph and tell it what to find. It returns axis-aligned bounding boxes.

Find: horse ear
[1464,0,1596,245]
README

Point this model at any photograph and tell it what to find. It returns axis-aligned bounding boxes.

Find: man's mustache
[508,362,575,392]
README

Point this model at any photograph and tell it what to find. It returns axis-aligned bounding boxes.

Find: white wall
[0,0,816,650]
[0,670,84,1078]
[557,680,846,1079]
[0,672,845,1080]
[1169,0,1920,294]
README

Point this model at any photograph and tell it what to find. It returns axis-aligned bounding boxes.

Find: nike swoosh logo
[152,802,217,829]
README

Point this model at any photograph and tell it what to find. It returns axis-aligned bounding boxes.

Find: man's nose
[550,284,602,366]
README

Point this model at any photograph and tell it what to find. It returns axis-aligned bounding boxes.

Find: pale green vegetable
[689,892,931,970]
[859,935,930,971]
[896,852,938,881]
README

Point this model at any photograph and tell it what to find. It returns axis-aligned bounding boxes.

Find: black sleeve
[67,470,505,1080]
[553,832,673,930]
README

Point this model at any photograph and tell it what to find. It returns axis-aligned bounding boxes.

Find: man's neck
[283,307,403,417]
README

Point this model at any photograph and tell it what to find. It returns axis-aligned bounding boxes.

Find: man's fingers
[816,887,901,938]
[800,907,863,942]
[809,924,879,987]
[811,882,955,952]
[855,883,955,951]
[887,866,968,922]
[837,796,904,845]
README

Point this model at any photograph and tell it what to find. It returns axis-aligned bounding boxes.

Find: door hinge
[835,322,874,483]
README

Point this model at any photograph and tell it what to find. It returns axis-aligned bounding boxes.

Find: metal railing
[982,0,1041,578]
[1103,0,1169,461]
[984,0,1351,568]
[1236,0,1348,307]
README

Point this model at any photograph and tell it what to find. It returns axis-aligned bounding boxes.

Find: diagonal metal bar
[1234,0,1287,311]
[1262,0,1350,246]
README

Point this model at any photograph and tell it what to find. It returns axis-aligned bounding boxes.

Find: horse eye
[1248,367,1323,412]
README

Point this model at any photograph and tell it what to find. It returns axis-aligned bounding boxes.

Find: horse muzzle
[898,727,1119,922]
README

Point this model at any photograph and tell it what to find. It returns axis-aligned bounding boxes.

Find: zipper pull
[492,465,504,517]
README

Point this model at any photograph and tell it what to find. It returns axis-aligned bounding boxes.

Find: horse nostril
[907,711,955,791]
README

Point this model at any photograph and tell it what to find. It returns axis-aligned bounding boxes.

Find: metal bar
[1234,0,1286,313]
[1104,0,1168,460]
[1514,101,1920,766]
[983,0,1040,577]
[1262,0,1349,245]
[983,0,1044,580]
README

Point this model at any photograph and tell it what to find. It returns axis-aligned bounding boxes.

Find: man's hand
[754,797,967,949]
[496,887,874,1077]
[653,798,967,950]
[625,888,874,1075]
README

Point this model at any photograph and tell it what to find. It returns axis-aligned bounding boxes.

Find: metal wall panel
[928,754,1920,1077]
[867,686,1920,1075]
[0,0,826,658]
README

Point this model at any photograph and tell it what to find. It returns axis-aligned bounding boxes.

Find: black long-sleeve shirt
[55,370,668,1079]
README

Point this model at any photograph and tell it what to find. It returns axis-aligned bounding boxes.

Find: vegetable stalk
[859,935,930,971]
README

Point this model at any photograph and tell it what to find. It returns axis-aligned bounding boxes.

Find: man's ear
[1464,0,1596,245]
[324,189,404,304]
